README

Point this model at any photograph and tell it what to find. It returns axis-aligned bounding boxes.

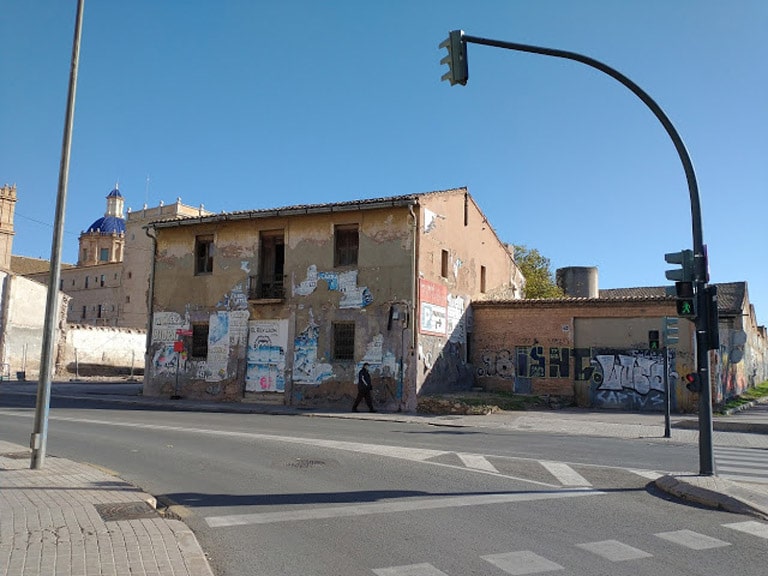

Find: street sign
[663,316,679,345]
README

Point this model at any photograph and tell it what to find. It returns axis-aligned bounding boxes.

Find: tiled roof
[149,187,468,228]
[10,256,76,276]
[600,282,746,315]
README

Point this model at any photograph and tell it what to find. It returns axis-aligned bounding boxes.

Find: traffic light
[665,249,694,282]
[439,30,468,86]
[684,372,702,393]
[675,281,696,318]
[648,330,660,350]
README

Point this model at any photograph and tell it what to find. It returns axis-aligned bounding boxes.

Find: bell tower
[0,184,17,270]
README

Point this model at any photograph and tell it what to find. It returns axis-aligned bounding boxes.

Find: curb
[654,474,768,521]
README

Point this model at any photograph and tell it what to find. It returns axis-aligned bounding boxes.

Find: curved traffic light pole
[454,32,714,475]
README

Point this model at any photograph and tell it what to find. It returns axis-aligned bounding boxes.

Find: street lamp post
[441,31,715,475]
[30,0,86,469]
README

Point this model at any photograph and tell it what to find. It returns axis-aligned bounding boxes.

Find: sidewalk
[0,440,213,576]
[2,384,767,576]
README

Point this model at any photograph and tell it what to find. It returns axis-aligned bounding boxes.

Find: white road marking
[627,469,664,480]
[205,489,605,527]
[373,563,449,576]
[723,521,768,539]
[655,529,731,550]
[457,453,499,473]
[540,461,591,486]
[481,551,564,574]
[576,540,653,561]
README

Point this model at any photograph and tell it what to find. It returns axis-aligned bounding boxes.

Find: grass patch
[719,380,768,413]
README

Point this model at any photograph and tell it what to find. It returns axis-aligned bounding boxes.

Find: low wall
[58,325,146,377]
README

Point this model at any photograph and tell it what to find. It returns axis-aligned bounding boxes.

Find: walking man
[352,362,376,412]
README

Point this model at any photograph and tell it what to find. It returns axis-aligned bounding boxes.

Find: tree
[512,245,564,299]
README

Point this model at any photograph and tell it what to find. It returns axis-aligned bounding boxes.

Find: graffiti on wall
[583,348,670,410]
[246,319,288,392]
[293,309,334,384]
[293,265,372,308]
[217,283,249,311]
[152,311,187,343]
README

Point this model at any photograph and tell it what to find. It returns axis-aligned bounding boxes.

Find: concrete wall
[57,325,146,377]
[471,299,701,413]
[0,272,68,380]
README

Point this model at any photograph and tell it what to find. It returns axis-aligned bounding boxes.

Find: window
[81,249,87,262]
[81,306,86,319]
[441,250,449,278]
[195,235,214,275]
[334,225,358,267]
[100,275,105,287]
[59,279,64,290]
[255,231,285,298]
[84,276,89,289]
[100,248,109,262]
[480,265,487,293]
[127,271,132,279]
[97,305,103,318]
[332,322,355,361]
[126,295,130,304]
[191,323,209,358]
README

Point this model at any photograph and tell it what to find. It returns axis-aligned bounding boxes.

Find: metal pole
[31,0,85,469]
[461,33,715,475]
[664,346,671,438]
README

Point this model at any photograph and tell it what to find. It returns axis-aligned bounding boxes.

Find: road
[1,387,767,575]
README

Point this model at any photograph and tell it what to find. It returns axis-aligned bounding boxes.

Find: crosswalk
[424,451,660,489]
[372,521,768,575]
[715,446,768,485]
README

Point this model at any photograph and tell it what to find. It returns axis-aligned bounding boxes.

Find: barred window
[334,225,358,267]
[332,322,355,361]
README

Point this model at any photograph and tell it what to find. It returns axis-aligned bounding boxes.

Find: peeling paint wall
[145,206,415,408]
[415,191,518,395]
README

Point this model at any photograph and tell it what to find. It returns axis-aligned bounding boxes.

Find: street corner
[654,473,768,521]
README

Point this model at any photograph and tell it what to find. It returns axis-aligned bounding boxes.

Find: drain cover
[285,458,326,469]
[95,501,159,522]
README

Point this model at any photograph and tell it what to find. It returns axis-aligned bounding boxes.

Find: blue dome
[86,215,125,234]
[107,188,123,198]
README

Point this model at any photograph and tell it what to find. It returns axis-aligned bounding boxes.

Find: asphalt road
[1,389,766,575]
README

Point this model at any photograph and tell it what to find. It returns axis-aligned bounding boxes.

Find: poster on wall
[206,311,230,382]
[419,279,448,336]
[245,319,289,392]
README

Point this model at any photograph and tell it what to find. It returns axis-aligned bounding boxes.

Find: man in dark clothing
[352,363,376,412]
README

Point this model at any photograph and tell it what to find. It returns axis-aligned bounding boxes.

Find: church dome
[86,215,125,234]
[85,184,126,234]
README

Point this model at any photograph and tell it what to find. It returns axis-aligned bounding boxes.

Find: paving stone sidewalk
[0,440,213,576]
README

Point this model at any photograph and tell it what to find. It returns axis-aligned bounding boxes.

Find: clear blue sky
[2,1,766,324]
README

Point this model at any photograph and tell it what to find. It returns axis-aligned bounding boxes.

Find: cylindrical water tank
[556,266,599,298]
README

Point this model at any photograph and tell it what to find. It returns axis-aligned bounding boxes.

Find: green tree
[512,245,564,299]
